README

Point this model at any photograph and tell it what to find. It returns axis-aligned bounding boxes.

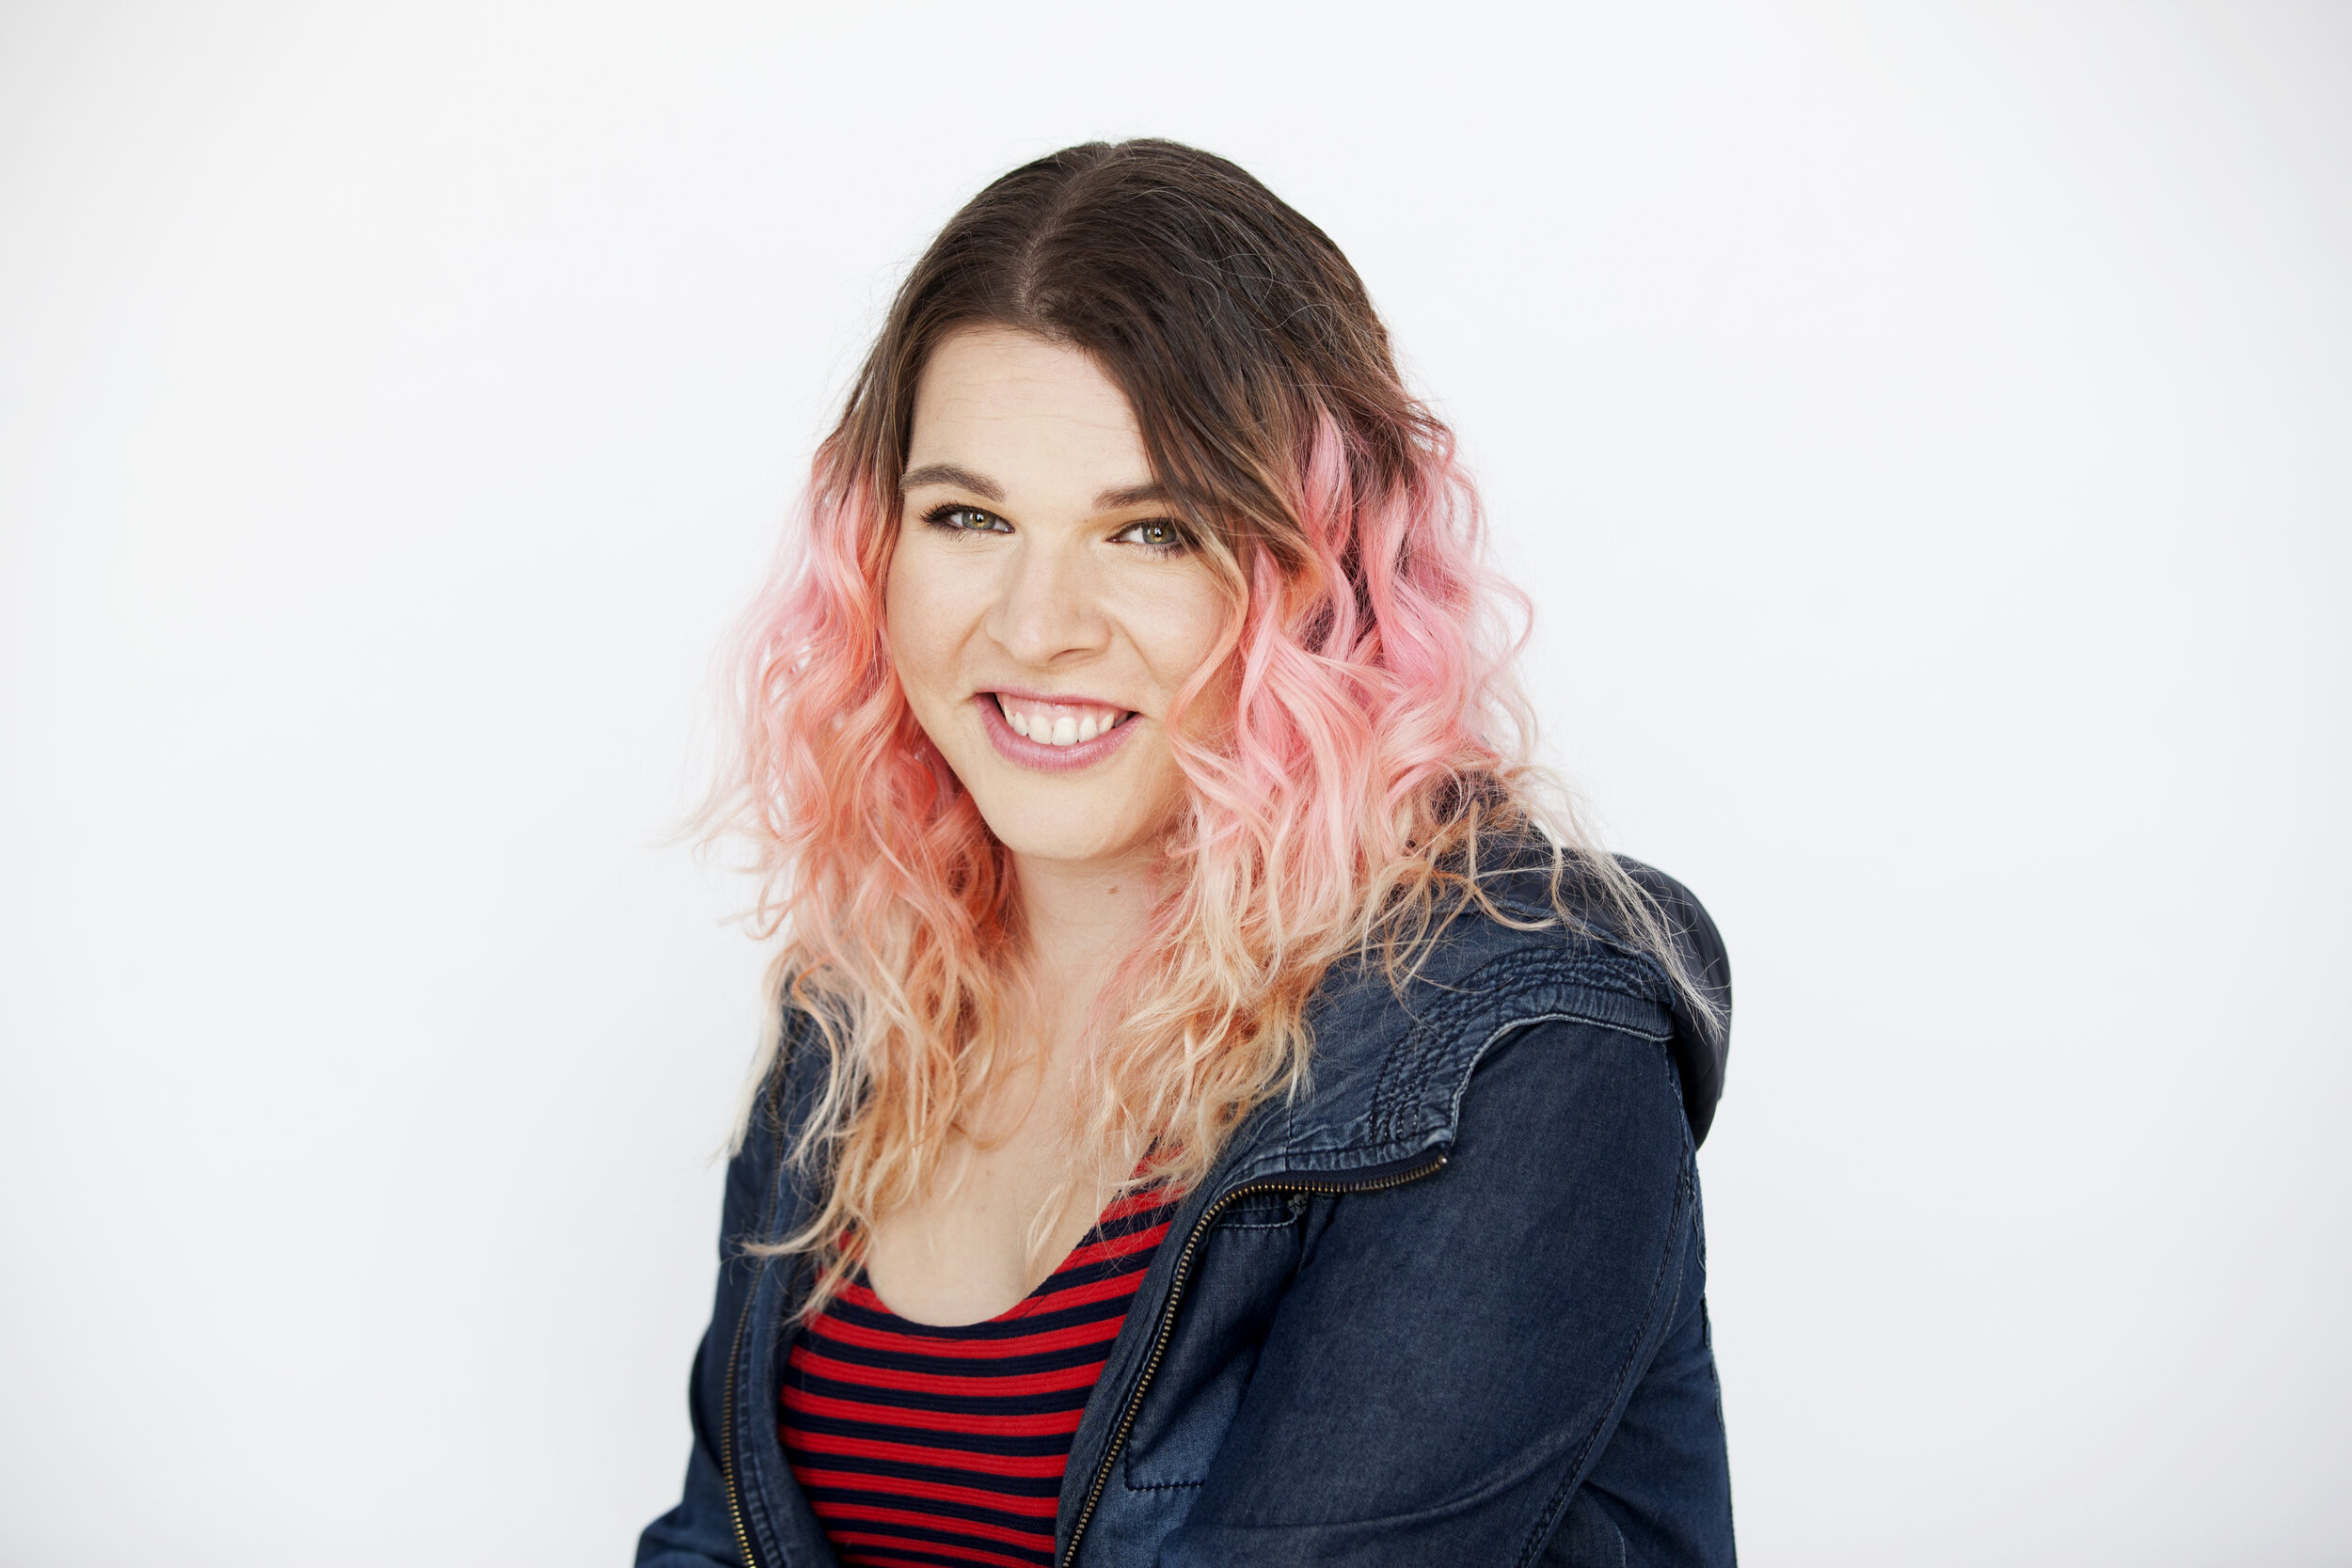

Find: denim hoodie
[638,858,1734,1568]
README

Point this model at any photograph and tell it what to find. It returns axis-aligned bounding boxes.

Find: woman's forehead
[906,328,1154,503]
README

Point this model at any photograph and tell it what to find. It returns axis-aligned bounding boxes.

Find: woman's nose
[985,537,1110,666]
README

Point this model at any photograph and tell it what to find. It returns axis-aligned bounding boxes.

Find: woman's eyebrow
[900,463,1003,500]
[900,467,1168,513]
[1094,481,1169,510]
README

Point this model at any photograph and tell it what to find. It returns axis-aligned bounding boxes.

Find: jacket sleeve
[1156,1017,1731,1567]
[634,1098,786,1568]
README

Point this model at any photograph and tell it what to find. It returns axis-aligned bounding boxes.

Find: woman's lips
[975,692,1139,773]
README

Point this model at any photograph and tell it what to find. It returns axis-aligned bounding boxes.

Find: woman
[640,139,1734,1568]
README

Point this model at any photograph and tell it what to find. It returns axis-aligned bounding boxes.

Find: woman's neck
[1009,847,1159,1069]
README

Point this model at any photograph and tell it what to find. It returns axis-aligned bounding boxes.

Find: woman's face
[884,326,1230,872]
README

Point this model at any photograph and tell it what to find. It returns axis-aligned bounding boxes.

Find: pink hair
[707,387,1565,1310]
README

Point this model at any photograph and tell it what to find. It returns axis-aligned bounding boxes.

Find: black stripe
[802,1332,1123,1380]
[813,1513,1054,1567]
[801,1481,1057,1537]
[784,1445,1060,1499]
[1029,1251,1156,1294]
[826,1543,1048,1568]
[783,1409,1073,1458]
[823,1287,1139,1343]
[784,1367,1093,1418]
[1082,1202,1181,1245]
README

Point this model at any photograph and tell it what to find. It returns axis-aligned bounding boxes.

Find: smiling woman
[885,327,1227,858]
[640,140,1736,1568]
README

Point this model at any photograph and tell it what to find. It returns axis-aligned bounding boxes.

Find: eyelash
[921,503,1011,537]
[918,503,1189,558]
[1112,518,1188,558]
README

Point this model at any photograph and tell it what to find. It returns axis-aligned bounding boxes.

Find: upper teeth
[997,696,1130,747]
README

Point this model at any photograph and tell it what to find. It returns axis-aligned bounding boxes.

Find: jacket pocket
[1120,1212,1302,1490]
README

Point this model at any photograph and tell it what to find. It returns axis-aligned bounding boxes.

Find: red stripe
[806,1499,1054,1550]
[832,1280,901,1314]
[782,1385,1087,1437]
[792,1465,1057,1518]
[784,1426,1070,1477]
[1066,1212,1173,1260]
[790,1343,1108,1399]
[1040,1220,1171,1281]
[820,1530,1046,1568]
[1014,1264,1163,1318]
[803,1307,1126,1359]
[1100,1190,1178,1223]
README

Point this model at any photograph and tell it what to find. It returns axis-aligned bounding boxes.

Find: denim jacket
[638,859,1735,1568]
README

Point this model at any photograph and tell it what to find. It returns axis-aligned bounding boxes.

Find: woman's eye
[1114,519,1185,550]
[926,505,1009,534]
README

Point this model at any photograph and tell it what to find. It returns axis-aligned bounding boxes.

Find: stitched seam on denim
[1367,947,1670,1143]
[1368,946,1671,1146]
[1441,1012,1674,1145]
[1514,1148,1696,1568]
[739,1128,794,1566]
[1536,1041,1699,1557]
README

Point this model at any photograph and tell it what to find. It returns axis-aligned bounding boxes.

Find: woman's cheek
[883,545,962,707]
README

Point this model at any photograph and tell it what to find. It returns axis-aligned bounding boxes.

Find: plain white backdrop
[3,3,2346,1563]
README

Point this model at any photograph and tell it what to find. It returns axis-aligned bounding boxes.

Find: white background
[3,3,2346,1564]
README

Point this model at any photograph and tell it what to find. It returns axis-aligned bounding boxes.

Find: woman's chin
[972,800,1164,871]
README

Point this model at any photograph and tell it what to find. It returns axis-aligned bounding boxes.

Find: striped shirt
[780,1189,1182,1568]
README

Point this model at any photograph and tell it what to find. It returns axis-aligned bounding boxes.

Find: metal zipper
[1057,1151,1449,1567]
[724,1079,795,1568]
[721,1271,763,1568]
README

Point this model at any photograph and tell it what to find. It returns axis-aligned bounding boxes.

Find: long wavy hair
[704,139,1694,1307]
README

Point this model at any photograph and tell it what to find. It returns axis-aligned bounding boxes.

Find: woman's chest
[860,1137,1105,1325]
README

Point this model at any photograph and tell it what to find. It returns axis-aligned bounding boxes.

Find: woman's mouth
[976,692,1139,771]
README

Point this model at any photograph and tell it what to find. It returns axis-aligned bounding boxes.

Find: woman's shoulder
[1299,846,1732,1151]
[1463,836,1728,1068]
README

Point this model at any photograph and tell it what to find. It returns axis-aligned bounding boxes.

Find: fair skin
[868,325,1229,1325]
